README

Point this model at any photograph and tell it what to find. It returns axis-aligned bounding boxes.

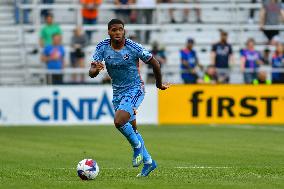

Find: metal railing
[1,1,284,85]
[0,65,281,85]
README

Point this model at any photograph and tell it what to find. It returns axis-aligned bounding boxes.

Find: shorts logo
[123,54,129,60]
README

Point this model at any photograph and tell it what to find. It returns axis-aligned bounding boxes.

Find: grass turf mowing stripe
[0,125,283,189]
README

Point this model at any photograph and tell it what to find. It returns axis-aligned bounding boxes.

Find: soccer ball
[77,159,99,180]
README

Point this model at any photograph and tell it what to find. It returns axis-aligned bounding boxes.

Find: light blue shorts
[112,87,145,122]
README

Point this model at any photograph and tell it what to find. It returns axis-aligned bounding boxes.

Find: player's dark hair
[108,19,124,30]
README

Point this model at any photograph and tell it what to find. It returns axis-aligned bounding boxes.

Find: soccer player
[89,19,169,177]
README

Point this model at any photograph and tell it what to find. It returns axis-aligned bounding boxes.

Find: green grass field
[0,125,284,189]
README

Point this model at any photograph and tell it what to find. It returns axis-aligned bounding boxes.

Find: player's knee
[114,110,130,128]
[114,117,124,128]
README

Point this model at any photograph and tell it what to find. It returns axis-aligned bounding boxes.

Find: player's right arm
[134,40,170,90]
[89,62,104,78]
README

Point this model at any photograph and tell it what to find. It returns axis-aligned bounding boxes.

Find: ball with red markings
[77,159,99,180]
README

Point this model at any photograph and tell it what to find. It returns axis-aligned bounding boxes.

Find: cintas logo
[190,90,279,117]
[33,90,114,121]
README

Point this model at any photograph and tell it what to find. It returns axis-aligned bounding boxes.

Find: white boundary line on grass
[209,125,284,132]
[175,166,232,169]
[47,166,233,170]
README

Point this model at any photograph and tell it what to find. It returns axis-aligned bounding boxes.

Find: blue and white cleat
[137,160,157,177]
[132,143,143,167]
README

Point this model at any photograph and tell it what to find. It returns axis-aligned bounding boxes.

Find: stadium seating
[0,0,283,85]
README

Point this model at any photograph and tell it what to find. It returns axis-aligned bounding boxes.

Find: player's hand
[91,62,105,71]
[156,82,171,90]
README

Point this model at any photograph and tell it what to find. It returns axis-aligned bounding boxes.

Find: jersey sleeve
[92,44,104,62]
[137,45,153,63]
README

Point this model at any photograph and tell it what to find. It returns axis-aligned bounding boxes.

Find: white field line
[209,124,284,132]
[175,166,232,169]
[44,166,233,170]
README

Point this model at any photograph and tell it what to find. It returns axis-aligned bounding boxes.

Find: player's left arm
[138,43,170,90]
[147,57,170,90]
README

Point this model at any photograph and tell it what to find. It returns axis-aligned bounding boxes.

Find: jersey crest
[123,54,130,60]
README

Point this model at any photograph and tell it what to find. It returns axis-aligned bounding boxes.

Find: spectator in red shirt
[80,0,102,40]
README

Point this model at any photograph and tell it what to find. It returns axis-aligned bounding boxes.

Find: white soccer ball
[77,159,99,180]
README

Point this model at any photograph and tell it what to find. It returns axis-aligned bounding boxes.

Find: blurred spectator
[128,34,138,41]
[135,0,155,43]
[41,0,54,19]
[253,68,272,84]
[261,48,271,65]
[41,34,65,85]
[260,0,284,45]
[114,0,135,24]
[180,38,202,84]
[147,41,166,83]
[70,27,88,83]
[80,0,102,40]
[271,43,284,83]
[211,30,233,83]
[158,0,175,23]
[198,65,218,84]
[240,38,263,84]
[40,13,62,47]
[166,0,202,23]
[14,0,30,24]
[184,0,202,23]
[248,0,258,24]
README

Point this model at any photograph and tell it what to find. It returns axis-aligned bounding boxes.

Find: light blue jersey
[92,38,154,169]
[92,38,153,94]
